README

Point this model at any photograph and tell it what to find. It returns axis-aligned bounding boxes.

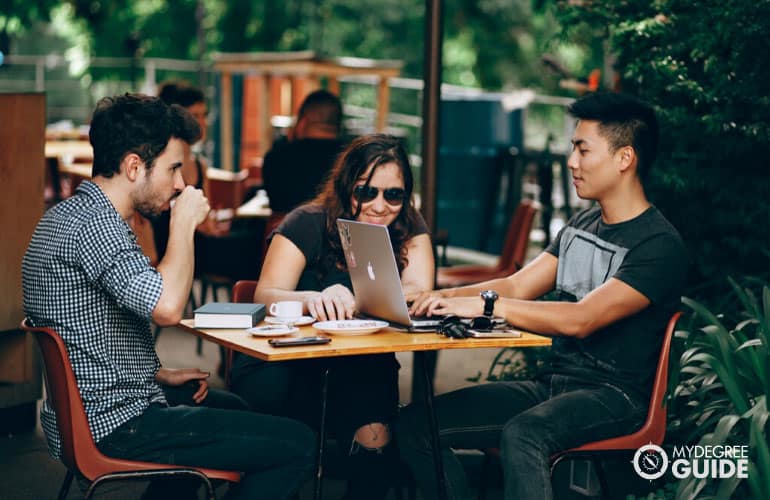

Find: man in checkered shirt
[23,93,314,499]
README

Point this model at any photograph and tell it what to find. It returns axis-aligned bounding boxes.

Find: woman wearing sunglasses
[230,134,434,499]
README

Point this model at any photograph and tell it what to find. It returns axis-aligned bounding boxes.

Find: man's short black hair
[89,93,200,178]
[297,89,343,132]
[158,81,206,108]
[568,92,659,178]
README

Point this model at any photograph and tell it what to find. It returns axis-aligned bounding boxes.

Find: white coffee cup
[269,301,303,322]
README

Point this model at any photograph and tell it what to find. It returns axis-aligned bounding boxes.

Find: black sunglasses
[353,185,406,205]
[439,315,495,338]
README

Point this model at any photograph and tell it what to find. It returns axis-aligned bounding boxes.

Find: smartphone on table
[268,336,332,347]
[466,329,522,339]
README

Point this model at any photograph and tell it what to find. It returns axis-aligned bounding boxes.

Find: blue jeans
[97,404,315,499]
[397,374,646,500]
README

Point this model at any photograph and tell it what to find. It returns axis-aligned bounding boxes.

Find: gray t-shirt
[541,205,688,401]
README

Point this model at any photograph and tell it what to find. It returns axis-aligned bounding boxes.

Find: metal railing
[0,54,573,152]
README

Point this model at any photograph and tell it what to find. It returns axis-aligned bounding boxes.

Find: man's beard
[135,200,163,219]
[133,182,166,219]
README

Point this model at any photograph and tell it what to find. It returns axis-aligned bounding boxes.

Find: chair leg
[593,459,611,500]
[477,452,493,500]
[84,469,215,500]
[57,470,73,500]
[196,280,210,355]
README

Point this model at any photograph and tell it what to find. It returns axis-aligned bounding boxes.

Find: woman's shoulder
[282,203,327,226]
[277,204,328,263]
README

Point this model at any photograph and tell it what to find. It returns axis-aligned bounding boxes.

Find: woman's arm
[254,234,316,309]
[400,233,435,295]
[255,234,355,320]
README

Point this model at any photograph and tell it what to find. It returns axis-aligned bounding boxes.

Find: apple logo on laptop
[367,262,376,281]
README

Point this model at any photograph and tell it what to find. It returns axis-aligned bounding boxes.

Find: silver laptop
[336,219,443,330]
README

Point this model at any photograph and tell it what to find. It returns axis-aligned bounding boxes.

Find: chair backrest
[22,318,122,479]
[232,280,258,304]
[226,280,259,386]
[205,168,249,210]
[573,311,681,451]
[497,199,539,273]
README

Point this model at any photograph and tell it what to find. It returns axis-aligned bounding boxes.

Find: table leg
[418,350,448,500]
[314,367,330,500]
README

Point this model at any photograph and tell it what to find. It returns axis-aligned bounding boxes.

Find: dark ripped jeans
[96,402,315,500]
[397,374,646,500]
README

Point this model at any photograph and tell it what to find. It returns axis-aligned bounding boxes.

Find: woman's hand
[155,367,209,404]
[307,284,356,321]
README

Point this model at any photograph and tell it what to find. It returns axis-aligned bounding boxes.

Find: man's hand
[155,367,209,404]
[307,284,356,321]
[172,186,211,229]
[414,296,484,319]
[407,289,448,316]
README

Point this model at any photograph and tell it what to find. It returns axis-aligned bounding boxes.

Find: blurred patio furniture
[436,199,539,288]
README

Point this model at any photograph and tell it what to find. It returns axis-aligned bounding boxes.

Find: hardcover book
[193,302,266,328]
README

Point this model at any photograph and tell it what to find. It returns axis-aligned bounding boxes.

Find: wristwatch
[480,290,499,317]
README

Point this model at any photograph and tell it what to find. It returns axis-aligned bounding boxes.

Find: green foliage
[667,282,770,499]
[554,1,770,304]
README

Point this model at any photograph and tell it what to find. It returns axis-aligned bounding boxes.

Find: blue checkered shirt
[22,181,167,459]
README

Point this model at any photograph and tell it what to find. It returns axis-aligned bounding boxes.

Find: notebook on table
[335,219,445,331]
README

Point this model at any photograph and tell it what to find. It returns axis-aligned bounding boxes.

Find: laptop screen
[336,218,418,327]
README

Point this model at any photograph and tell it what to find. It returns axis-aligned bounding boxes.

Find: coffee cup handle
[269,303,278,316]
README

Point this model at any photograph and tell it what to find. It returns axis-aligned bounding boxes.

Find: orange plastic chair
[436,200,539,288]
[478,312,681,500]
[22,319,241,500]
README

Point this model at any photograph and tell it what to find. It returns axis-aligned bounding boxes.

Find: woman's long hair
[312,134,422,274]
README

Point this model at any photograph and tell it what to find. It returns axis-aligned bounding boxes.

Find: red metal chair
[22,319,242,500]
[436,199,539,288]
[478,311,681,500]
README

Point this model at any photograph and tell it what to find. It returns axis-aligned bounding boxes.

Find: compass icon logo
[632,444,669,480]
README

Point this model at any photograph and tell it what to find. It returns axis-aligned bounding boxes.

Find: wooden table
[178,320,551,499]
[234,194,272,219]
[59,162,92,179]
[45,140,93,161]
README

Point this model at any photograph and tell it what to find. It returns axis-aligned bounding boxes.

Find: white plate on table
[312,320,389,336]
[247,325,299,337]
[264,315,315,326]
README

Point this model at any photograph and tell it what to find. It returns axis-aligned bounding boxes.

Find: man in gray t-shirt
[400,92,687,500]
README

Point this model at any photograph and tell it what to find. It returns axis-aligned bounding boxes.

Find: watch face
[481,290,498,301]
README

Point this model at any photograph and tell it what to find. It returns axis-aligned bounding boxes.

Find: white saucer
[312,320,389,336]
[248,325,299,337]
[264,315,315,326]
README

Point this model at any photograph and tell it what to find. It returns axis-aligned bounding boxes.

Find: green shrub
[668,281,770,499]
[555,0,770,305]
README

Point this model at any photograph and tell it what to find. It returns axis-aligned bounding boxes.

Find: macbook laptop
[336,218,443,330]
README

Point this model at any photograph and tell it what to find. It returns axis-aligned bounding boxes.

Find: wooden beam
[219,71,233,171]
